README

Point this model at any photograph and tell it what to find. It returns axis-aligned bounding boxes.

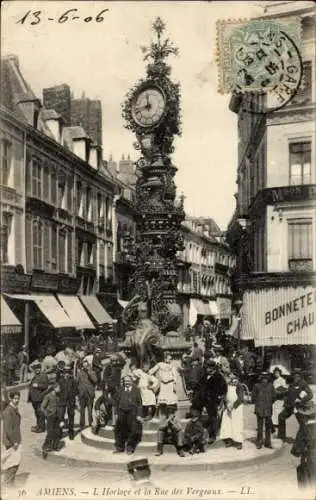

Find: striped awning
[80,295,114,325]
[241,285,316,346]
[5,294,73,328]
[1,295,22,334]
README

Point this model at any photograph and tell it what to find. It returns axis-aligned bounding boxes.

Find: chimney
[43,84,71,125]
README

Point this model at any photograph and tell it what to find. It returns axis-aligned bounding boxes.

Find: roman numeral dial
[132,87,166,128]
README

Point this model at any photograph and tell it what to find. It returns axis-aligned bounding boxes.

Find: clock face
[132,87,166,127]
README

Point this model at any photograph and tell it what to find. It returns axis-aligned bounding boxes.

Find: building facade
[1,55,120,353]
[177,218,235,329]
[227,2,315,360]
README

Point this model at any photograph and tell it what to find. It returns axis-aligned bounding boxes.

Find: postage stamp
[216,16,303,111]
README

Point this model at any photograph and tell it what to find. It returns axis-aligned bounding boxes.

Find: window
[290,142,312,185]
[288,219,313,271]
[51,167,57,205]
[87,242,95,265]
[43,222,50,271]
[58,173,66,210]
[99,241,105,277]
[59,230,66,273]
[97,193,104,221]
[32,158,42,198]
[1,139,12,186]
[67,176,73,213]
[76,182,84,217]
[67,231,73,275]
[43,163,50,200]
[33,220,43,269]
[0,214,12,264]
[51,223,57,270]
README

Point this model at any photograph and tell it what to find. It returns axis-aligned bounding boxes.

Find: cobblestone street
[2,389,309,500]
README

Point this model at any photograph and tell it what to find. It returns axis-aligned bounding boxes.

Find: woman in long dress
[149,353,177,415]
[272,367,287,431]
[220,373,244,449]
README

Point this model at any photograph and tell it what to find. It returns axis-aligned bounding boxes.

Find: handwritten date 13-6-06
[16,8,109,26]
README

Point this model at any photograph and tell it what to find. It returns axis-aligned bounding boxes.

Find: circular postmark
[229,21,303,113]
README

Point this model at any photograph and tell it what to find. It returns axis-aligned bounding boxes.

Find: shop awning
[118,299,129,309]
[189,299,211,326]
[209,300,220,317]
[241,285,316,346]
[226,315,240,337]
[57,294,95,330]
[5,294,73,329]
[80,295,114,325]
[1,295,22,334]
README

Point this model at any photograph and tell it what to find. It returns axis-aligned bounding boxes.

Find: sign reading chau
[241,285,316,346]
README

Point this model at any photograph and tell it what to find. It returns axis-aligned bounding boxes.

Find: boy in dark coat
[2,391,21,486]
[58,363,77,439]
[41,383,62,458]
[114,375,143,455]
[183,408,207,454]
[28,362,49,433]
[252,372,275,449]
[155,404,185,457]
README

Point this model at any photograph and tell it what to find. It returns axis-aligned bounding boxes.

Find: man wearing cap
[278,368,313,442]
[183,408,207,454]
[252,372,275,449]
[192,359,227,444]
[114,375,143,455]
[291,400,316,488]
[58,363,77,440]
[27,362,49,433]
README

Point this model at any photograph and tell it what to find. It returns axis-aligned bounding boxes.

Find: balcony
[288,259,313,272]
[0,185,21,205]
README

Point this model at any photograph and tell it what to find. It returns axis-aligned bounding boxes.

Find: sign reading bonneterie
[241,286,316,346]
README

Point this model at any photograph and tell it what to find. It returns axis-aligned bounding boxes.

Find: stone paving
[1,389,311,500]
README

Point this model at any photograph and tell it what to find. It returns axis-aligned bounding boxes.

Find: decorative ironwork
[122,18,185,332]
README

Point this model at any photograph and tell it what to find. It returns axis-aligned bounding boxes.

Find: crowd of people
[1,325,315,490]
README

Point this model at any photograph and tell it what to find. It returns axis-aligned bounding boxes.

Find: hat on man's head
[260,371,270,379]
[212,344,223,351]
[205,359,217,368]
[292,368,302,375]
[32,361,41,368]
[296,400,316,417]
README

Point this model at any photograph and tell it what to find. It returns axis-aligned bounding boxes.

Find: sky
[2,1,263,230]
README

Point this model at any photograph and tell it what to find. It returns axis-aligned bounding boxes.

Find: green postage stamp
[216,16,303,103]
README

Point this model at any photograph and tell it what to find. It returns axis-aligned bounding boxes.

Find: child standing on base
[155,404,185,457]
[183,408,208,454]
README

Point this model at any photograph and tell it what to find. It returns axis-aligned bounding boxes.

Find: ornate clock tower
[122,18,185,334]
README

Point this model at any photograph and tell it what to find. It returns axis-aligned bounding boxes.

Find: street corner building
[226,2,316,372]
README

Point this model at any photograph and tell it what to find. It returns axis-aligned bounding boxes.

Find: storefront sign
[58,276,81,294]
[251,184,316,214]
[1,267,31,293]
[241,285,316,346]
[216,297,232,319]
[31,273,58,291]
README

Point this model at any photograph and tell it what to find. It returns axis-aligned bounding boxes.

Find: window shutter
[51,167,57,205]
[13,212,23,265]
